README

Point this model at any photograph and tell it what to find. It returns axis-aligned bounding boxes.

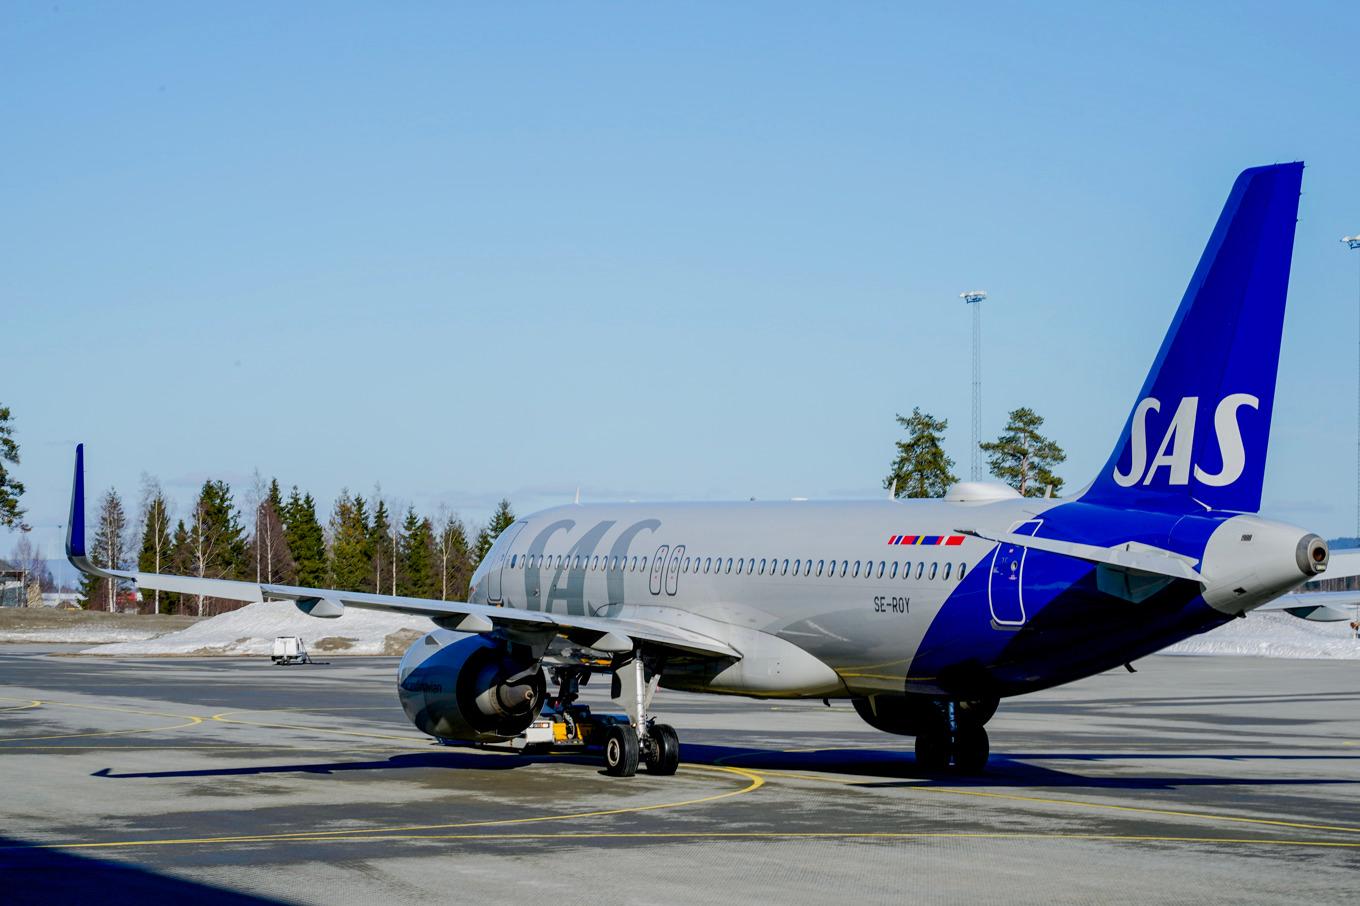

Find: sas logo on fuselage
[1113,393,1258,488]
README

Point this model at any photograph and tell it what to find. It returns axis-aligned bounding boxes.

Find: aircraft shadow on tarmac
[87,743,1360,792]
[0,835,285,906]
[681,743,1360,791]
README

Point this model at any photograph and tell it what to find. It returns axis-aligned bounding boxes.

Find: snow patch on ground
[85,600,432,656]
[1161,611,1360,659]
[1,627,170,644]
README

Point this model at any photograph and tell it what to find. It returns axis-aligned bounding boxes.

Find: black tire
[603,724,639,777]
[914,731,950,772]
[644,723,680,775]
[953,725,990,774]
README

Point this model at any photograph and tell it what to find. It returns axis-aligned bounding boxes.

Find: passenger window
[841,560,849,577]
[640,557,648,572]
[929,562,938,580]
[726,558,733,574]
[943,562,953,580]
[816,559,825,576]
[590,556,598,570]
[916,562,924,579]
[782,559,789,576]
[852,560,861,578]
[890,562,898,579]
[793,559,801,575]
[877,561,885,578]
[959,562,967,580]
[703,557,711,573]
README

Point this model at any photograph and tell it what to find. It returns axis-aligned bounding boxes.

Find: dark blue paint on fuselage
[909,500,1233,698]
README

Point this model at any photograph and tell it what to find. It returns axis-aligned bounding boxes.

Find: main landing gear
[604,651,679,777]
[852,693,996,774]
[534,652,680,778]
[914,700,990,774]
[603,720,679,777]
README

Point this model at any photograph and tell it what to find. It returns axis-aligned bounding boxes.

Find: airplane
[67,161,1360,777]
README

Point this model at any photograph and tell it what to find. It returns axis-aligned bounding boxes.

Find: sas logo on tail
[1113,394,1258,488]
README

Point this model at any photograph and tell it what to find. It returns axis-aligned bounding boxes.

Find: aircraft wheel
[914,731,950,772]
[953,725,990,774]
[645,723,680,775]
[603,724,639,777]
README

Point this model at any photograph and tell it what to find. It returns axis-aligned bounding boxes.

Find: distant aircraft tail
[1081,162,1303,514]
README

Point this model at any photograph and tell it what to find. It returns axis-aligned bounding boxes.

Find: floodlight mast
[1346,236,1360,542]
[961,290,988,481]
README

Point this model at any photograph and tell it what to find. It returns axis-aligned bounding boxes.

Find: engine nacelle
[397,630,547,743]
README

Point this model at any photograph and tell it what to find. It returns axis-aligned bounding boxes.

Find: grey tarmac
[0,646,1357,905]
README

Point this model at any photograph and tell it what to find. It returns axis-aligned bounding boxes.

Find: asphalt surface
[0,646,1357,905]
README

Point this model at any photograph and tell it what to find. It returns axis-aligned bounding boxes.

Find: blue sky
[4,2,1360,564]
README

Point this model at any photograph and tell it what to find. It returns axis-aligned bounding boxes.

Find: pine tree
[329,491,373,592]
[398,507,436,599]
[80,488,129,611]
[884,408,958,499]
[474,499,516,564]
[370,498,395,594]
[981,407,1066,497]
[137,477,173,614]
[167,519,191,614]
[436,511,472,600]
[282,488,327,587]
[186,480,248,616]
[0,405,25,529]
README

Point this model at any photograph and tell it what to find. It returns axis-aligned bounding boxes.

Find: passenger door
[988,519,1042,628]
[649,545,670,596]
[486,522,527,605]
[665,545,685,596]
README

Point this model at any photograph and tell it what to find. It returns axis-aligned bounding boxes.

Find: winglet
[67,443,86,560]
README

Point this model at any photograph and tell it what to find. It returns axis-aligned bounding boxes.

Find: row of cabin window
[508,553,967,583]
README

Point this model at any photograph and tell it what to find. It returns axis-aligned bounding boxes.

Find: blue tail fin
[67,443,86,560]
[1083,163,1303,514]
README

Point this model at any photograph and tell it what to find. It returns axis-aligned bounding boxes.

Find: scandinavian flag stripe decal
[888,534,965,546]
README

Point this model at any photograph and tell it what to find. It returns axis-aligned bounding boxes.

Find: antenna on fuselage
[574,487,581,504]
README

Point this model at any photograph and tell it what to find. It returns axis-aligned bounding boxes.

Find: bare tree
[10,534,53,596]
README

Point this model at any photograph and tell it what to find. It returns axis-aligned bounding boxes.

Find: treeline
[884,406,1066,498]
[80,476,516,615]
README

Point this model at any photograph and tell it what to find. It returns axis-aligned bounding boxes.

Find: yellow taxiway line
[14,763,764,851]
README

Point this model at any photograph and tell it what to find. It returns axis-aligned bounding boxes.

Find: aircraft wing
[1319,549,1360,581]
[65,446,738,660]
[1255,591,1360,623]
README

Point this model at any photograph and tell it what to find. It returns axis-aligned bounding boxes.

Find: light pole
[960,290,988,481]
[1346,236,1360,542]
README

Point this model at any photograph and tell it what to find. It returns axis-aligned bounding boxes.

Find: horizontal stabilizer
[957,528,1203,583]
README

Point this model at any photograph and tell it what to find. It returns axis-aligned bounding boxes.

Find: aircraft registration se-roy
[68,162,1360,776]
